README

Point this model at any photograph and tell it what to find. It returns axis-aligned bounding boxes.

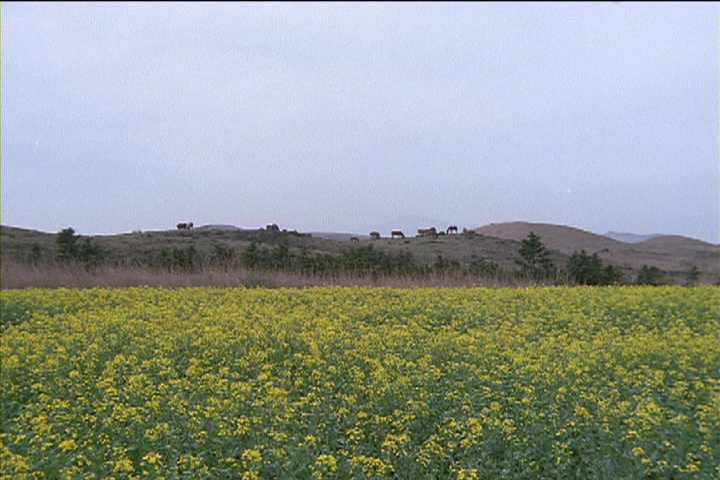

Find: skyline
[3,2,718,243]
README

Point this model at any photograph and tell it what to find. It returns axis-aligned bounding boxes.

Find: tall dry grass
[1,259,532,289]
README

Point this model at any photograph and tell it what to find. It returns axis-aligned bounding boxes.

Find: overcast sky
[3,2,718,242]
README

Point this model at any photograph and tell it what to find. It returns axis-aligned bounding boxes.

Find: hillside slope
[472,222,625,253]
[472,222,719,284]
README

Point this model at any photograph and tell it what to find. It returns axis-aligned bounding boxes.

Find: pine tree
[518,232,556,280]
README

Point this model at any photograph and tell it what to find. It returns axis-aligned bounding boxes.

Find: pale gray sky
[3,2,718,242]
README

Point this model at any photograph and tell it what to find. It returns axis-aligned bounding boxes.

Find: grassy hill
[473,222,626,253]
[2,222,717,288]
[472,222,719,285]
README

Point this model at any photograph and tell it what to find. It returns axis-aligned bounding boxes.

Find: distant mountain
[604,231,662,243]
[636,235,719,252]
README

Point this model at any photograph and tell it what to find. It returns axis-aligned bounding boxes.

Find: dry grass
[1,260,531,290]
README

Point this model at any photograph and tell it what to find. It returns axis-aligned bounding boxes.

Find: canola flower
[1,286,718,479]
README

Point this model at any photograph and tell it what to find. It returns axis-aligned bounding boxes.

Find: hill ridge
[472,221,717,249]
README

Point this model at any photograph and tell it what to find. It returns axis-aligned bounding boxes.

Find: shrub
[55,228,106,268]
[567,250,624,285]
[636,265,664,285]
[56,228,80,262]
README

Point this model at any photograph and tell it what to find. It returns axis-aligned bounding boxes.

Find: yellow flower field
[1,286,718,479]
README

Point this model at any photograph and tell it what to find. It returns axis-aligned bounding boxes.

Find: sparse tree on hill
[56,228,80,262]
[518,232,556,280]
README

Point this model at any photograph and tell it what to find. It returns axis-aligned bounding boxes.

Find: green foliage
[239,241,293,271]
[239,242,418,279]
[468,256,500,278]
[602,263,624,285]
[241,242,261,269]
[636,265,664,286]
[567,250,624,285]
[78,238,105,268]
[156,245,199,272]
[56,228,80,262]
[341,244,416,278]
[270,241,291,269]
[209,244,235,266]
[518,232,556,280]
[685,264,700,286]
[236,240,553,282]
[55,228,106,267]
[27,243,44,265]
[433,255,461,275]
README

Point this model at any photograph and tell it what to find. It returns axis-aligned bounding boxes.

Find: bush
[238,242,419,279]
[156,245,200,272]
[56,228,80,262]
[567,250,624,286]
[78,237,106,268]
[685,264,700,286]
[55,228,106,268]
[636,265,664,286]
[468,257,500,278]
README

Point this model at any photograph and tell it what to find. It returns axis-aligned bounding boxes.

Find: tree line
[30,227,700,286]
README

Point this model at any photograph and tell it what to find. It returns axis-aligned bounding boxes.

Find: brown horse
[370,231,381,240]
[351,236,360,243]
[391,230,405,239]
[446,225,458,235]
[177,222,193,230]
[418,227,438,238]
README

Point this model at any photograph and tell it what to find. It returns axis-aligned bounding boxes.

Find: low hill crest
[472,221,717,252]
[471,222,623,254]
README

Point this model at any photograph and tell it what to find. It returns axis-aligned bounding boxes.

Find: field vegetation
[2,286,718,479]
[4,224,716,289]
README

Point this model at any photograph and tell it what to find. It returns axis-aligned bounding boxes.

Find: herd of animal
[177,222,468,242]
[351,226,462,242]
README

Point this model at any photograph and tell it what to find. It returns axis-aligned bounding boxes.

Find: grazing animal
[447,225,458,235]
[177,222,194,230]
[351,236,360,243]
[418,227,438,238]
[370,231,381,240]
[391,230,405,239]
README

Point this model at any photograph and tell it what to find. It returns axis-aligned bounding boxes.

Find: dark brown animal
[418,227,438,238]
